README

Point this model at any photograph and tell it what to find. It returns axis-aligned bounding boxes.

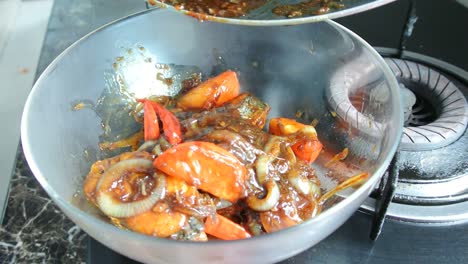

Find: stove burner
[405,88,437,126]
[328,55,468,224]
[399,84,418,126]
[367,58,468,224]
[385,58,468,151]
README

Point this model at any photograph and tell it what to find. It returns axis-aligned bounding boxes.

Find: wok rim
[20,8,403,249]
[151,0,397,27]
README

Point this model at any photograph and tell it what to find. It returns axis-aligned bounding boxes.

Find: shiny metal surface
[360,198,468,224]
[149,0,396,26]
[21,9,402,264]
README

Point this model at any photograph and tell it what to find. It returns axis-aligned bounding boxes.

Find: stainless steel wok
[21,9,402,264]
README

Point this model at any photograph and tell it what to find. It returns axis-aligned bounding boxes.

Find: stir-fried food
[148,0,345,19]
[83,70,367,241]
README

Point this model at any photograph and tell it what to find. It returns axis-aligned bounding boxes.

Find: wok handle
[370,151,399,241]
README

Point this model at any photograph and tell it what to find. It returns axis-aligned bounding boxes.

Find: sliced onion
[215,199,233,210]
[254,154,269,185]
[96,159,153,190]
[309,182,321,198]
[283,145,296,164]
[247,180,280,211]
[95,159,166,218]
[137,140,157,152]
[288,172,311,195]
[255,136,282,185]
[152,144,163,156]
[319,172,369,205]
[97,174,166,218]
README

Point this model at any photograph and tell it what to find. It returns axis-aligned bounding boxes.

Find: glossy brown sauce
[79,65,369,240]
[160,0,267,18]
[152,0,345,19]
[273,0,344,18]
[108,173,156,202]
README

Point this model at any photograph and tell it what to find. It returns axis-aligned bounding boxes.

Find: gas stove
[0,0,459,263]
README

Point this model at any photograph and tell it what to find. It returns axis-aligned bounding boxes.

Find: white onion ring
[255,136,282,185]
[95,159,166,218]
[288,172,312,195]
[246,180,280,211]
[137,140,157,152]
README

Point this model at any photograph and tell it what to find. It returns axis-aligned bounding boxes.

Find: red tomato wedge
[292,139,323,164]
[177,70,240,110]
[269,117,305,136]
[204,214,251,240]
[153,141,246,203]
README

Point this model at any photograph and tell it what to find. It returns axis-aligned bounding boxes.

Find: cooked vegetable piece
[325,147,349,167]
[94,160,165,218]
[246,179,280,211]
[204,213,251,240]
[139,99,183,145]
[319,172,369,205]
[226,93,270,129]
[83,151,153,203]
[83,70,372,241]
[153,141,247,203]
[292,139,323,164]
[260,208,302,233]
[165,176,201,208]
[125,209,186,238]
[164,176,216,219]
[173,217,208,241]
[143,101,160,141]
[259,181,320,233]
[269,117,305,135]
[177,70,240,110]
[99,131,144,151]
[153,103,183,145]
[269,118,323,164]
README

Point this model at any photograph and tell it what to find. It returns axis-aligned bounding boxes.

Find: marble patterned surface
[0,1,145,263]
[0,149,87,263]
